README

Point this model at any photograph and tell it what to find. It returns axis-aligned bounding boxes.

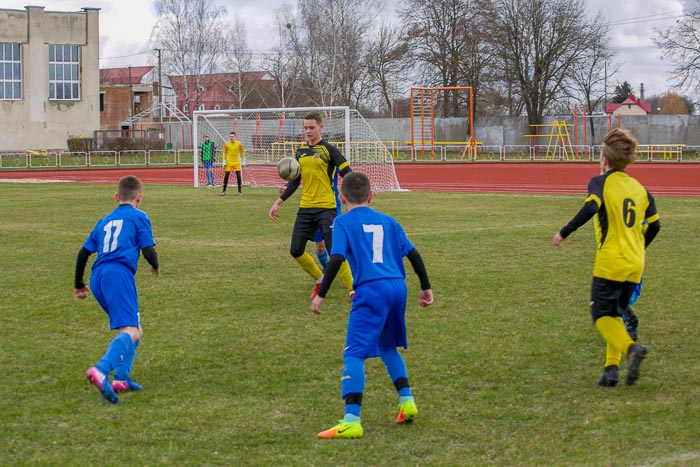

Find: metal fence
[385,143,700,163]
[0,150,195,170]
[1,144,698,171]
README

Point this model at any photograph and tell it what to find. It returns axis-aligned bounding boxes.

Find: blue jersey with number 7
[83,204,156,274]
[330,206,414,288]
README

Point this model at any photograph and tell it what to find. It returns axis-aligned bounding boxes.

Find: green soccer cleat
[317,420,363,439]
[396,399,418,423]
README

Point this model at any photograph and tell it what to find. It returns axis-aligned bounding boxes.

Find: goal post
[193,106,401,191]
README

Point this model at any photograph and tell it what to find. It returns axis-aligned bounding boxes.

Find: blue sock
[341,356,365,418]
[96,332,132,377]
[114,339,139,380]
[316,250,329,268]
[380,347,412,397]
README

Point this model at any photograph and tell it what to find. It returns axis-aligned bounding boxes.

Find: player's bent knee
[119,326,142,343]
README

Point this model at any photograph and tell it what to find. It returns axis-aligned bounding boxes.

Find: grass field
[1,182,698,465]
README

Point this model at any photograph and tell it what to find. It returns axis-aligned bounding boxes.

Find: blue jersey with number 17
[330,206,414,288]
[83,204,156,274]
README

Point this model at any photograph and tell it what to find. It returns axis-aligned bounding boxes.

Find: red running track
[1,162,698,197]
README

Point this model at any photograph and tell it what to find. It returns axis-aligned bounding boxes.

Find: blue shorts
[314,228,324,243]
[344,278,408,358]
[203,162,213,169]
[90,264,140,329]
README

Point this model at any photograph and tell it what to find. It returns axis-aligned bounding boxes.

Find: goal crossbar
[193,106,401,191]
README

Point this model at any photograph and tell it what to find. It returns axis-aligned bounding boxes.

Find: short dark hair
[118,175,142,201]
[340,172,371,204]
[304,111,323,125]
[602,128,637,169]
[230,131,236,136]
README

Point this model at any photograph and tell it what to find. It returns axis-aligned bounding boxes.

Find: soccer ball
[277,157,300,181]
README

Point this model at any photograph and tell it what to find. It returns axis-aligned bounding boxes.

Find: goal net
[193,106,401,191]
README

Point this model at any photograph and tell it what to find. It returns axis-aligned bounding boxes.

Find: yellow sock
[595,316,633,366]
[295,252,323,280]
[338,260,354,292]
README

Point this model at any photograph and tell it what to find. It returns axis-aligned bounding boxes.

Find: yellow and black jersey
[560,169,659,283]
[283,140,350,209]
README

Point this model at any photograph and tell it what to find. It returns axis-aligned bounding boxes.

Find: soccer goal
[192,106,401,191]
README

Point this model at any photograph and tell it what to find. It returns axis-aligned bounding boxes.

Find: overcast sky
[2,0,695,98]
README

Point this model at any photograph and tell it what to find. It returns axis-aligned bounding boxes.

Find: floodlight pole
[155,48,163,123]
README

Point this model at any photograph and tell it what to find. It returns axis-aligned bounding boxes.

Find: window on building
[48,44,80,100]
[0,43,22,100]
[198,104,205,111]
[214,104,220,110]
[99,92,105,111]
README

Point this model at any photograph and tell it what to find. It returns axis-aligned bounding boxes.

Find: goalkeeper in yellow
[553,128,660,387]
[269,111,354,298]
[220,131,245,195]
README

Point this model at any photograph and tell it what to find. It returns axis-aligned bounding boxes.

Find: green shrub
[103,137,165,152]
[67,137,94,152]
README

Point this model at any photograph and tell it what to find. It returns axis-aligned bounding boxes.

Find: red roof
[168,72,276,111]
[605,94,652,114]
[100,66,155,85]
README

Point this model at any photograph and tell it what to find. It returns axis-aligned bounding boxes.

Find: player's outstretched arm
[269,199,283,221]
[143,246,160,276]
[554,201,598,247]
[74,246,92,299]
[310,254,344,315]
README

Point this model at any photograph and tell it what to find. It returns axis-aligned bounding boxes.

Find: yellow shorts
[225,163,241,172]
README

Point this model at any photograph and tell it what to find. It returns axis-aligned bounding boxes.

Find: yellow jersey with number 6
[587,170,659,283]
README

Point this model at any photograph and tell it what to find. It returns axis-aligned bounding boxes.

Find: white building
[0,6,100,152]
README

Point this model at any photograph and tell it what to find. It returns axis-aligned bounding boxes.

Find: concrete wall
[367,115,700,147]
[0,6,100,152]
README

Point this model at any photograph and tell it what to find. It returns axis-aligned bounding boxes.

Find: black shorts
[292,208,337,242]
[590,277,638,322]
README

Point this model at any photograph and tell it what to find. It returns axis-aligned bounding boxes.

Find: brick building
[100,66,176,135]
[169,71,278,116]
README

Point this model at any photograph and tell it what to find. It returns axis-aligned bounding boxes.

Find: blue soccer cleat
[112,378,143,393]
[86,367,120,404]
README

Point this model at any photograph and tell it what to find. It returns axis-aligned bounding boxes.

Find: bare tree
[153,0,227,113]
[563,17,621,141]
[654,5,700,96]
[399,0,480,116]
[365,21,410,117]
[494,0,606,126]
[223,15,255,108]
[648,92,696,114]
[657,91,692,114]
[261,5,306,107]
[288,0,379,107]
